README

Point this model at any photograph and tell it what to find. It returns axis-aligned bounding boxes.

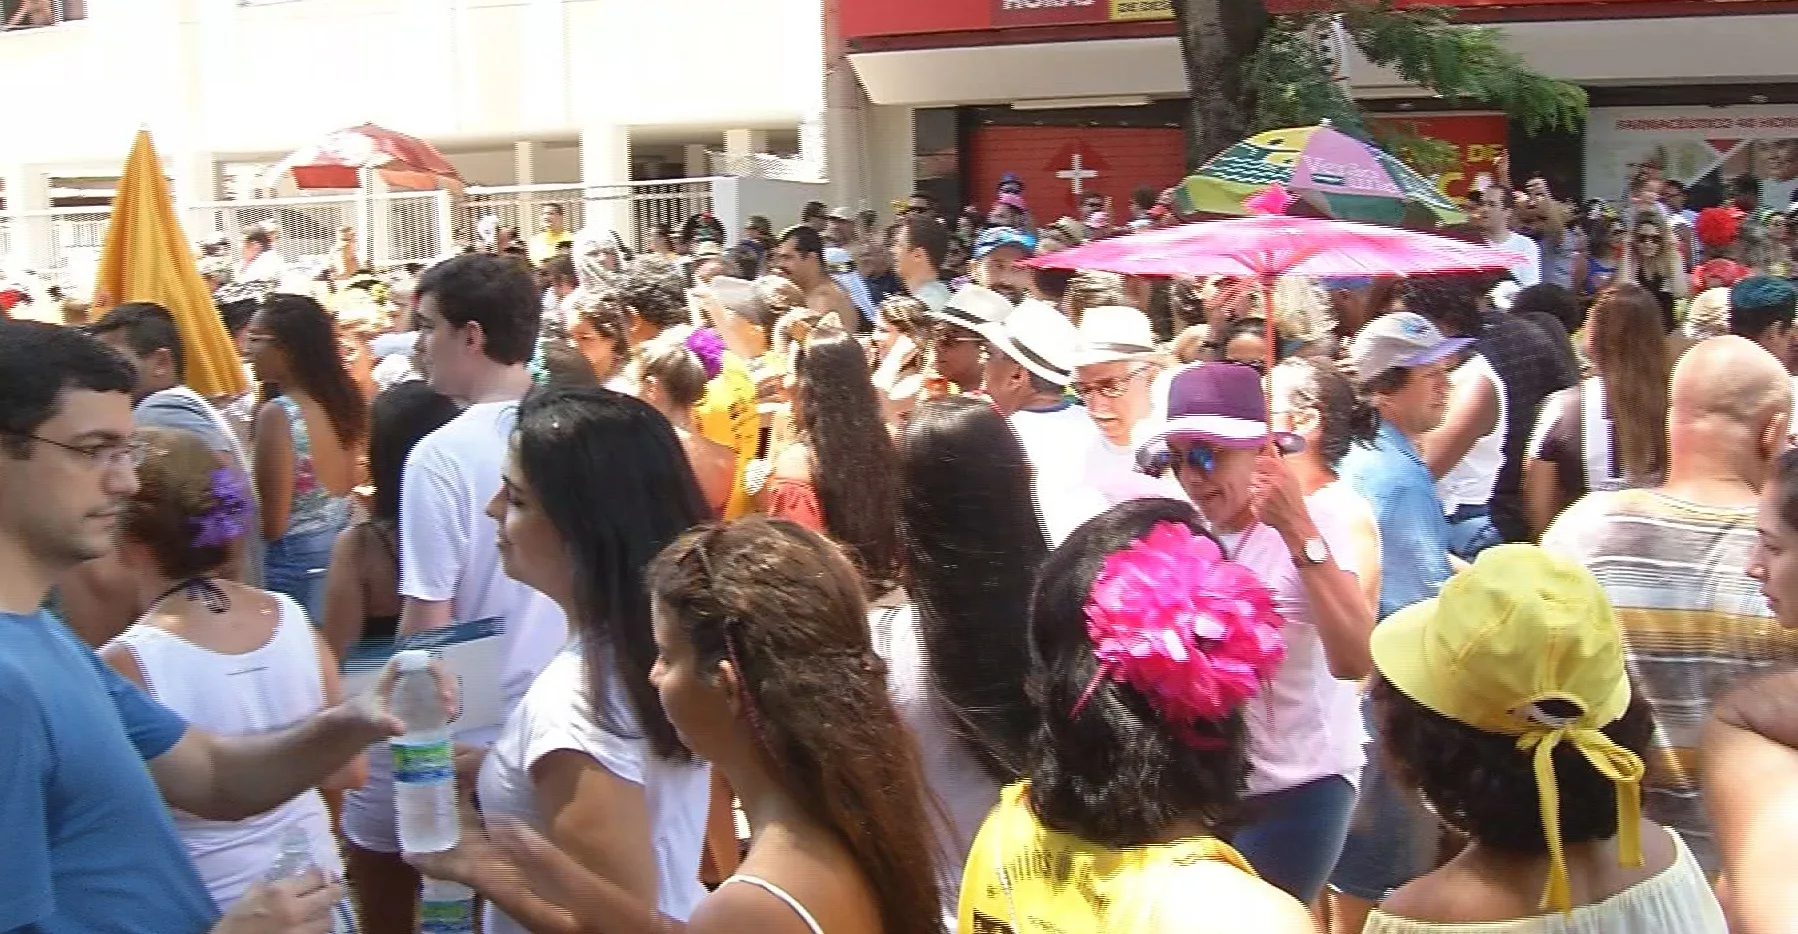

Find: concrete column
[580,124,635,248]
[683,144,710,179]
[864,104,915,225]
[723,129,769,175]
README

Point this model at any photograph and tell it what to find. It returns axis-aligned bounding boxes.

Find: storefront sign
[990,0,1171,27]
[1367,113,1508,201]
[1586,105,1798,207]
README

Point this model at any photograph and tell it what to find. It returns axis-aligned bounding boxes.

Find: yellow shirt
[529,229,573,266]
[695,351,760,519]
[960,783,1259,934]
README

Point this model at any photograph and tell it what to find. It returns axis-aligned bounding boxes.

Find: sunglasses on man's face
[1136,442,1217,478]
[1070,363,1152,401]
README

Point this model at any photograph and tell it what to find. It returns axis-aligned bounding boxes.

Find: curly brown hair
[648,518,946,934]
[121,428,243,579]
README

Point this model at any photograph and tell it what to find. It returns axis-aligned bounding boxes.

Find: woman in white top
[1269,357,1383,615]
[468,387,716,932]
[1523,284,1671,538]
[878,397,1049,932]
[100,428,362,917]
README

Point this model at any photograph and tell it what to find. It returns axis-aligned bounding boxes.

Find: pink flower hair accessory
[1071,521,1286,747]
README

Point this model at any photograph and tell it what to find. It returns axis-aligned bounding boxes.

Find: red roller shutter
[969,125,1186,219]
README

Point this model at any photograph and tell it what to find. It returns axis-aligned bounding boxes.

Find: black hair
[219,298,260,338]
[1733,174,1762,198]
[794,327,901,586]
[897,398,1047,784]
[516,387,711,761]
[1731,286,1798,341]
[1349,366,1412,447]
[1401,273,1489,339]
[1275,357,1357,467]
[1033,266,1076,303]
[1132,186,1158,211]
[781,224,826,264]
[614,258,688,331]
[1374,675,1656,853]
[1773,448,1798,536]
[801,201,828,221]
[899,214,950,270]
[242,226,272,250]
[0,320,136,456]
[1224,316,1269,346]
[88,301,184,380]
[254,294,370,448]
[367,382,460,522]
[1027,498,1249,847]
[1663,179,1687,195]
[540,339,602,389]
[1510,283,1585,335]
[415,253,542,365]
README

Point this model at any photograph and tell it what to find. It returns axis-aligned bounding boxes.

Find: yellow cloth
[695,352,760,520]
[529,229,573,266]
[91,130,247,399]
[959,783,1259,934]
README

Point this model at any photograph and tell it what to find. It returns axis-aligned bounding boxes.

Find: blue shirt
[0,610,218,933]
[1339,418,1456,620]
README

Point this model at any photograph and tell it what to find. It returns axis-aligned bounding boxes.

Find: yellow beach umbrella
[91,129,247,398]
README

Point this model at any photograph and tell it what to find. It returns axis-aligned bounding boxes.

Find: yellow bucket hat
[1370,544,1646,913]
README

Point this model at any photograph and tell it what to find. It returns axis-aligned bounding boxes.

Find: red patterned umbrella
[259,124,463,193]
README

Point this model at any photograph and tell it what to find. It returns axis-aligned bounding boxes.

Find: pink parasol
[1023,215,1524,376]
[1022,215,1522,280]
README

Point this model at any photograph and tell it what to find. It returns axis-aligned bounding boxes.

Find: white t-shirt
[1040,423,1185,546]
[398,400,567,719]
[1210,494,1368,797]
[478,645,711,930]
[1493,230,1543,288]
[238,250,287,284]
[1436,352,1509,512]
[870,604,999,934]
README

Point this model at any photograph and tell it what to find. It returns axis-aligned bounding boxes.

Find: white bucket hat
[1071,305,1158,369]
[978,298,1078,387]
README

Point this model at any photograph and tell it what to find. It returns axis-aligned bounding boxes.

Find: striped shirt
[1542,489,1798,874]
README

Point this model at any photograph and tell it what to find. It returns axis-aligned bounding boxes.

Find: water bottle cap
[395,649,432,672]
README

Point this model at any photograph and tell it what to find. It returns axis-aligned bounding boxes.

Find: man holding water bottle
[0,319,454,933]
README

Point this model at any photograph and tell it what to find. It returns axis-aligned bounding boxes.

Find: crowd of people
[8,159,1798,934]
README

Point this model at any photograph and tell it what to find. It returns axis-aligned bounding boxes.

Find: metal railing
[0,207,109,289]
[458,180,720,253]
[186,190,452,273]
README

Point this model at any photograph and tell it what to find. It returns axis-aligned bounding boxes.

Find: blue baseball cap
[973,226,1038,260]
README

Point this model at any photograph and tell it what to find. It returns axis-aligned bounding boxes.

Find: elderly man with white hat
[927,283,1013,392]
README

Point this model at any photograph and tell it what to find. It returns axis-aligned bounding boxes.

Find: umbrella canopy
[1022,215,1521,280]
[259,123,463,193]
[1174,123,1464,228]
[92,130,248,399]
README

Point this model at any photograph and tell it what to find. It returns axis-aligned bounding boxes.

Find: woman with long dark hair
[1524,283,1671,538]
[763,326,901,587]
[413,516,947,934]
[421,387,712,934]
[247,293,369,620]
[959,498,1312,933]
[879,397,1046,929]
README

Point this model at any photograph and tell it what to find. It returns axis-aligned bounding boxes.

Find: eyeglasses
[1070,363,1152,401]
[17,433,147,470]
[1136,442,1216,478]
[1227,357,1267,375]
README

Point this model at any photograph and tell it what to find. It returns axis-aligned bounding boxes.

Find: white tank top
[1437,352,1509,511]
[109,592,342,909]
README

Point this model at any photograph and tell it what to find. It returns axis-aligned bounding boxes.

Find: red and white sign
[971,125,1183,218]
[1586,105,1798,205]
[991,0,1106,28]
[1367,112,1508,201]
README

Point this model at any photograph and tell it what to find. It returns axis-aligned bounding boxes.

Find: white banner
[1585,105,1798,209]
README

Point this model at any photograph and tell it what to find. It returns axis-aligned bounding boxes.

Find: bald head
[1672,336,1792,429]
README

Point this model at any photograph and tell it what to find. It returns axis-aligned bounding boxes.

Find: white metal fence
[0,176,817,297]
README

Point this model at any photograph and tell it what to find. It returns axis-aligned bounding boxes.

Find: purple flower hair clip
[686,327,726,382]
[190,467,252,549]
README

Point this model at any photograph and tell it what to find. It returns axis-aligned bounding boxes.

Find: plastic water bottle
[264,825,316,881]
[420,877,475,934]
[390,649,459,854]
